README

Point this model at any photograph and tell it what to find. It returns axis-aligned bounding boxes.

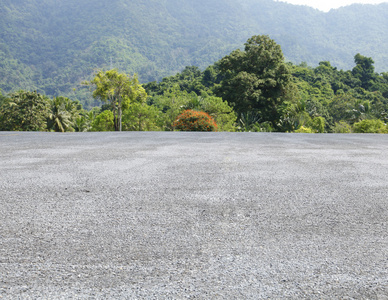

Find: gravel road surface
[1,132,387,299]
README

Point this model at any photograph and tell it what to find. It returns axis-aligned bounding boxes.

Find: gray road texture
[0,132,388,299]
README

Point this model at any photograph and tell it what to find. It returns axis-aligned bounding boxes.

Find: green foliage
[352,54,376,90]
[328,93,357,123]
[74,107,100,132]
[47,97,82,132]
[74,113,91,132]
[0,90,6,106]
[147,76,237,131]
[2,0,388,108]
[333,121,352,133]
[196,95,237,132]
[294,126,314,133]
[89,70,147,131]
[145,46,388,134]
[0,91,50,131]
[150,85,192,131]
[122,102,161,131]
[310,116,326,133]
[146,66,209,96]
[91,110,114,132]
[174,110,217,132]
[216,35,293,129]
[353,119,388,133]
[290,56,388,133]
[279,99,311,132]
[237,111,261,132]
[2,24,388,134]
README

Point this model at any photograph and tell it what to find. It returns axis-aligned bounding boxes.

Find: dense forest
[1,35,388,133]
[1,0,388,106]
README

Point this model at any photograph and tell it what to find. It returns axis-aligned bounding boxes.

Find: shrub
[311,116,325,133]
[91,110,114,131]
[294,125,314,133]
[333,121,352,133]
[174,109,218,131]
[353,119,388,133]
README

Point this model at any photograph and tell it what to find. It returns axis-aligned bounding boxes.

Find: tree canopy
[216,35,293,128]
[89,70,147,131]
[0,91,50,131]
[1,35,388,134]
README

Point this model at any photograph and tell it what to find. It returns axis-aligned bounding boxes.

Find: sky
[278,0,388,12]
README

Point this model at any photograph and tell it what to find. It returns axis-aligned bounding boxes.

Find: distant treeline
[1,35,388,133]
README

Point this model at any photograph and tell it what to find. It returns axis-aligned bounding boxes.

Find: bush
[333,121,352,133]
[91,110,114,131]
[174,109,218,131]
[311,116,325,133]
[294,126,314,133]
[353,119,388,133]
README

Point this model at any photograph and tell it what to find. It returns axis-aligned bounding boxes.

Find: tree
[352,54,376,90]
[0,91,50,131]
[0,90,5,105]
[328,93,357,124]
[216,35,294,129]
[74,109,98,132]
[91,110,115,131]
[279,98,310,132]
[88,70,145,131]
[0,90,7,127]
[47,97,81,132]
[151,85,192,131]
[197,95,237,131]
[122,102,161,131]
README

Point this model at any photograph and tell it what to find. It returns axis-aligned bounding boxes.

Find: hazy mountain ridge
[1,0,388,104]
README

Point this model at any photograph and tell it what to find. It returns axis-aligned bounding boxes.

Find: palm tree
[74,110,95,132]
[47,97,74,132]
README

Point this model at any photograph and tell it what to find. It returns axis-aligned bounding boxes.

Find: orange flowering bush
[173,110,218,131]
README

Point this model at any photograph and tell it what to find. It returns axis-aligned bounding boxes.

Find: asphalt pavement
[0,132,387,299]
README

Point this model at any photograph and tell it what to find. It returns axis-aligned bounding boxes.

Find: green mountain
[1,0,388,106]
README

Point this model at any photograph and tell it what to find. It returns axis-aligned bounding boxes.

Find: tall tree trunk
[113,109,119,131]
[119,107,122,131]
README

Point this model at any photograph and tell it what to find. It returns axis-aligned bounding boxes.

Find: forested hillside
[1,0,388,106]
